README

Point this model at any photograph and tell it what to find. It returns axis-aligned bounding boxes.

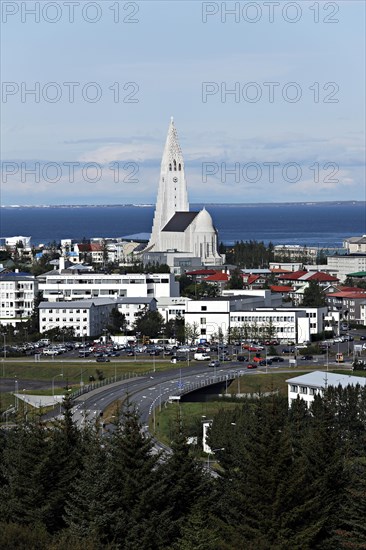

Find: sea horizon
[1,200,364,208]
[1,202,365,248]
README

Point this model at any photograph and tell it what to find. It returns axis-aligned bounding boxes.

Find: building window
[290,385,298,392]
[200,317,206,324]
[201,306,207,311]
[309,388,317,395]
[201,329,206,335]
[299,386,308,394]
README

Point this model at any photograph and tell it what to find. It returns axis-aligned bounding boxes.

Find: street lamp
[52,373,63,398]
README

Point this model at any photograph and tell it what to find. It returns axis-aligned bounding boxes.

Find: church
[142,118,225,272]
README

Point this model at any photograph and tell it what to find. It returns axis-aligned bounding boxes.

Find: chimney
[59,256,65,273]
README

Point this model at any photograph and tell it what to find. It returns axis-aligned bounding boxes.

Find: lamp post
[52,373,63,398]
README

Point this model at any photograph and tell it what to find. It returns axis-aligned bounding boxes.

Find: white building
[0,236,31,248]
[344,235,366,254]
[114,297,157,331]
[39,298,116,337]
[287,371,366,408]
[156,296,191,324]
[184,296,326,343]
[37,271,179,302]
[39,296,157,336]
[0,272,37,327]
[144,118,224,267]
[327,255,366,282]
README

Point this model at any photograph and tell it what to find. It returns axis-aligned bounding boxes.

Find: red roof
[279,270,308,281]
[304,272,339,282]
[270,285,294,293]
[247,274,261,285]
[204,272,230,282]
[77,243,103,252]
[326,291,366,299]
[270,267,292,273]
[338,286,366,293]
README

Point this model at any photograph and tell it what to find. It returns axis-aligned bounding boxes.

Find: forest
[0,386,366,549]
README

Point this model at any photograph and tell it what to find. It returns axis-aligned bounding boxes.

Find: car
[237,355,248,362]
[218,355,232,361]
[360,335,366,340]
[271,356,284,363]
[208,360,220,368]
[259,359,273,366]
[282,348,295,354]
[96,357,110,362]
[301,355,314,360]
[247,363,257,369]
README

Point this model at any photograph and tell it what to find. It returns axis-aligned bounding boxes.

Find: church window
[178,163,181,171]
[169,163,172,171]
[173,160,177,171]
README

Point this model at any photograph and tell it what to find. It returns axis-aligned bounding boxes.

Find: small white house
[286,371,366,408]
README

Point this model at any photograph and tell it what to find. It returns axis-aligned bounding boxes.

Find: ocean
[0,203,365,248]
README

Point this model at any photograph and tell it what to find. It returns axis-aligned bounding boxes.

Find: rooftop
[287,371,366,389]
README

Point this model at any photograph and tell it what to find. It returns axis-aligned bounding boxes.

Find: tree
[302,280,326,307]
[106,401,170,547]
[184,322,199,344]
[134,309,165,338]
[226,268,243,290]
[160,414,209,546]
[106,307,126,334]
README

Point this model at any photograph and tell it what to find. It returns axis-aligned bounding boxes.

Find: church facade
[143,118,224,272]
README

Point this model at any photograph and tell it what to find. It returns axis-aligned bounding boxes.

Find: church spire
[161,117,184,172]
[147,118,189,250]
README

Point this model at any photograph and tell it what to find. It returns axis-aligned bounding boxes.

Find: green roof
[346,271,366,277]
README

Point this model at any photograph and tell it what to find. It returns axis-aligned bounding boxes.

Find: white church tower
[148,117,189,250]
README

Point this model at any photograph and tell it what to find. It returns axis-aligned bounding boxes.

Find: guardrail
[71,371,147,399]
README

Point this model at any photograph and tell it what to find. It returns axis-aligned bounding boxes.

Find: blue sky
[1,0,365,205]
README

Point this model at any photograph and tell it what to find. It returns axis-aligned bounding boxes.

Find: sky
[1,0,365,205]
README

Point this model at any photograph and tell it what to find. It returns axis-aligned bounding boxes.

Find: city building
[0,272,37,327]
[287,371,366,407]
[327,255,366,282]
[156,296,191,324]
[343,235,366,254]
[39,298,116,337]
[37,270,179,302]
[184,294,325,343]
[143,118,224,268]
[326,290,366,324]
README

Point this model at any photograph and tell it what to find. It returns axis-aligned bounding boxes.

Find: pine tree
[63,428,115,545]
[106,400,169,548]
[159,414,209,546]
[0,420,50,527]
[42,395,83,533]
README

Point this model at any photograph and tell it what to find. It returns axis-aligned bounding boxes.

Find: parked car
[96,357,110,362]
[194,353,211,361]
[247,363,257,369]
[237,355,248,362]
[259,359,273,366]
[271,356,284,363]
[282,348,295,354]
[301,355,314,360]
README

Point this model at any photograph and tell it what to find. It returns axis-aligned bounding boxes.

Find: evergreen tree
[302,280,327,307]
[64,428,115,545]
[160,415,210,546]
[106,401,169,548]
[42,396,83,533]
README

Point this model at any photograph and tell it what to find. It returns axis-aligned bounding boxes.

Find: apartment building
[37,271,179,302]
[287,371,366,408]
[0,272,37,327]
